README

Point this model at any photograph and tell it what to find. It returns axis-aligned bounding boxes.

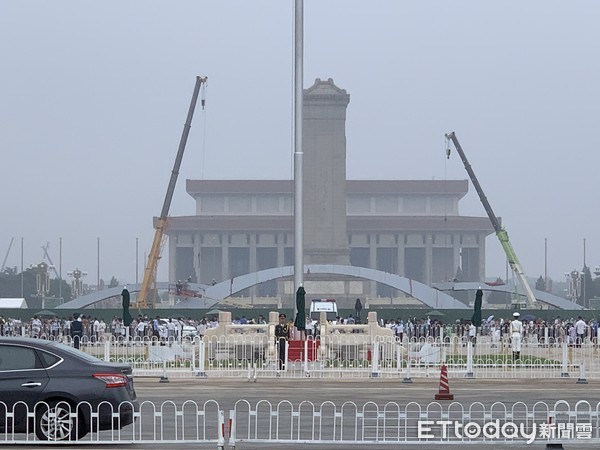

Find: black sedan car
[0,337,138,441]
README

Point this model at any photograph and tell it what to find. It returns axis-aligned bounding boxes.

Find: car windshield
[47,341,104,363]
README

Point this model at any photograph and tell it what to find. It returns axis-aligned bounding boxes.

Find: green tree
[48,278,72,301]
[535,275,546,291]
[108,276,119,288]
[0,267,36,299]
[0,269,72,301]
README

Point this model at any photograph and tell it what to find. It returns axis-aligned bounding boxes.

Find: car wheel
[35,400,87,441]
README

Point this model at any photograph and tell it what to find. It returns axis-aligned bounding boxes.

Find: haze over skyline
[1,1,598,290]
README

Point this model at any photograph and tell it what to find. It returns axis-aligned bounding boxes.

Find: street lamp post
[59,237,62,303]
[583,238,587,309]
[212,236,217,284]
[565,270,582,305]
[136,237,139,285]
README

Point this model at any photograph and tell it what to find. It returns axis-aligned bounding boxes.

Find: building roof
[347,180,468,195]
[304,78,350,105]
[186,180,292,195]
[0,298,28,309]
[164,215,494,235]
[186,179,469,196]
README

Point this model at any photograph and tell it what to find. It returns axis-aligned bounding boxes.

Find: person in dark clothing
[70,313,83,350]
[152,315,161,342]
[274,313,289,371]
[354,298,363,323]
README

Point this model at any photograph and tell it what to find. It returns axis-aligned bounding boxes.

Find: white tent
[0,298,28,309]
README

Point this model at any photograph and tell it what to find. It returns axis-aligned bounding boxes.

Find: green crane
[445,132,537,308]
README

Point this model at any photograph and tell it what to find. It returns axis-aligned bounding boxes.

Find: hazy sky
[1,1,599,288]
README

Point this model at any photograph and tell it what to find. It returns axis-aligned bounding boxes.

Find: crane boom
[41,242,60,278]
[1,238,14,272]
[445,131,537,308]
[137,76,208,309]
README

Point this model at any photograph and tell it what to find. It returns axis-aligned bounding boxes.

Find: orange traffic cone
[434,362,454,400]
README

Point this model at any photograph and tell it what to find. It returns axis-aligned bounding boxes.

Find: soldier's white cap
[513,312,520,317]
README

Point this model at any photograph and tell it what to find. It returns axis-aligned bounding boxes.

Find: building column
[193,233,200,283]
[277,233,285,267]
[453,235,461,281]
[369,233,377,297]
[221,235,229,281]
[168,234,177,283]
[196,243,202,284]
[478,234,486,281]
[249,234,257,298]
[397,234,405,277]
[425,234,433,286]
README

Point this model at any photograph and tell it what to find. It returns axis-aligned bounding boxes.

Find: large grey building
[166,79,494,304]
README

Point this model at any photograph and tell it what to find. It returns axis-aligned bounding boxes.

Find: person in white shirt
[196,320,207,338]
[98,319,106,342]
[31,316,42,338]
[575,316,587,347]
[510,312,523,360]
[136,319,147,339]
[167,319,177,340]
[93,318,100,342]
[63,319,71,339]
[468,321,477,347]
[396,321,405,342]
[491,322,500,348]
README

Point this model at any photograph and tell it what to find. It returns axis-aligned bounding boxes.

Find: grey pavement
[135,376,599,409]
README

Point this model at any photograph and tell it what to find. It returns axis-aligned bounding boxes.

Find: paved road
[137,376,598,410]
[132,376,597,449]
[4,377,598,449]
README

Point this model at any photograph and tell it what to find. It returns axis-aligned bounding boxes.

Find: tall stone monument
[303,78,350,264]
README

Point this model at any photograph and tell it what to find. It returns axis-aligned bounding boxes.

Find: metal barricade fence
[6,334,600,379]
[3,398,600,447]
[73,335,202,378]
[231,399,600,446]
[0,399,223,445]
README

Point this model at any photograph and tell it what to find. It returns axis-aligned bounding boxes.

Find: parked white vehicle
[309,299,338,327]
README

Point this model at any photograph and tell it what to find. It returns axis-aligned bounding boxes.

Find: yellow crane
[137,76,207,309]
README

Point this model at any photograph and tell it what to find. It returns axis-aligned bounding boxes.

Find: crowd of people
[1,313,599,347]
[0,314,217,342]
[379,314,600,346]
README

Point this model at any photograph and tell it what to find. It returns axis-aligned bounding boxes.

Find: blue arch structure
[59,265,469,310]
[432,281,583,310]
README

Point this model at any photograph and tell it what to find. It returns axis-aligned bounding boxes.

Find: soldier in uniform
[275,313,289,371]
[511,312,523,360]
[71,313,83,349]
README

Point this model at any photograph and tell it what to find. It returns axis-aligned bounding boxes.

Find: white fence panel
[0,399,222,445]
[232,399,600,446]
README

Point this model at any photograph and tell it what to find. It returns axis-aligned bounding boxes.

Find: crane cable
[200,80,208,181]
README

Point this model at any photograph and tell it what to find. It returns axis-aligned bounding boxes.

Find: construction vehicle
[137,76,208,309]
[445,131,537,308]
